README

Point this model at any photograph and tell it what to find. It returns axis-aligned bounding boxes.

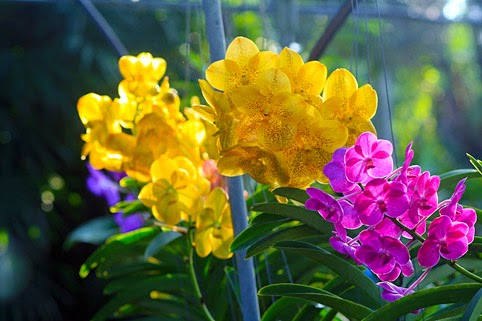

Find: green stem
[448,261,482,283]
[388,217,482,283]
[388,217,426,243]
[186,230,216,321]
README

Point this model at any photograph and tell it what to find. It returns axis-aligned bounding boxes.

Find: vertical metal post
[201,1,261,320]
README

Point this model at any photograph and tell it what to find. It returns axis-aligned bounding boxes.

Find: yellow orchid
[322,68,377,146]
[277,48,328,100]
[194,187,233,259]
[217,145,288,186]
[118,52,166,98]
[77,93,136,171]
[199,37,379,188]
[205,36,278,93]
[138,156,208,225]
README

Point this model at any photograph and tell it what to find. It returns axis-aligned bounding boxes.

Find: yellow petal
[322,68,358,101]
[271,92,307,122]
[349,84,377,119]
[178,185,202,216]
[194,224,214,258]
[296,61,327,96]
[205,187,228,220]
[150,156,177,182]
[119,52,166,82]
[196,207,216,230]
[258,117,297,151]
[311,119,348,152]
[192,104,217,123]
[257,68,291,97]
[77,93,111,125]
[138,183,156,207]
[277,47,304,79]
[225,37,260,67]
[211,229,233,259]
[230,85,264,114]
[205,59,241,91]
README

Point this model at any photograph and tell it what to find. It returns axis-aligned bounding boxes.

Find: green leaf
[80,226,160,278]
[251,203,332,234]
[250,213,292,225]
[110,199,148,215]
[103,273,189,296]
[246,225,321,257]
[438,169,480,191]
[259,283,372,320]
[144,231,183,259]
[462,288,482,321]
[272,187,309,203]
[291,304,322,321]
[274,240,381,307]
[106,226,159,244]
[261,297,314,321]
[245,184,275,206]
[467,154,482,176]
[362,283,482,321]
[230,220,291,252]
[424,303,467,321]
[63,216,118,249]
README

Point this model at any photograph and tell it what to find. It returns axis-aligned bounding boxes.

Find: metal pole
[201,1,261,320]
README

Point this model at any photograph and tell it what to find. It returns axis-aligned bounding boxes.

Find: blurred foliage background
[0,0,481,320]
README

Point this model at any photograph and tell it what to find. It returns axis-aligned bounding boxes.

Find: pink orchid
[440,178,477,243]
[305,188,343,224]
[377,282,414,302]
[323,147,359,194]
[355,230,413,281]
[418,215,469,268]
[344,132,393,184]
[354,179,409,226]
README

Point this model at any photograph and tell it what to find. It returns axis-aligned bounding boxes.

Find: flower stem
[186,230,215,321]
[152,221,188,235]
[448,261,482,283]
[388,217,426,243]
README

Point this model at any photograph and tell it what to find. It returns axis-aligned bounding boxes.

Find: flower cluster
[195,37,378,188]
[77,53,233,259]
[305,131,477,301]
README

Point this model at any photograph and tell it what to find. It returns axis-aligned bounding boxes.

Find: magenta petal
[440,238,468,260]
[427,216,452,239]
[358,230,381,247]
[375,217,402,238]
[305,198,324,212]
[401,261,415,277]
[378,266,401,282]
[418,238,441,268]
[340,200,362,229]
[384,237,410,265]
[378,282,412,302]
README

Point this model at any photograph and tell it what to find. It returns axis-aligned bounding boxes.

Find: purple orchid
[87,163,121,206]
[354,179,410,226]
[418,215,469,268]
[344,132,393,184]
[440,178,477,243]
[377,282,414,302]
[323,148,359,194]
[330,233,361,264]
[339,200,362,230]
[306,188,343,224]
[355,230,413,281]
[86,164,145,233]
[407,171,440,218]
